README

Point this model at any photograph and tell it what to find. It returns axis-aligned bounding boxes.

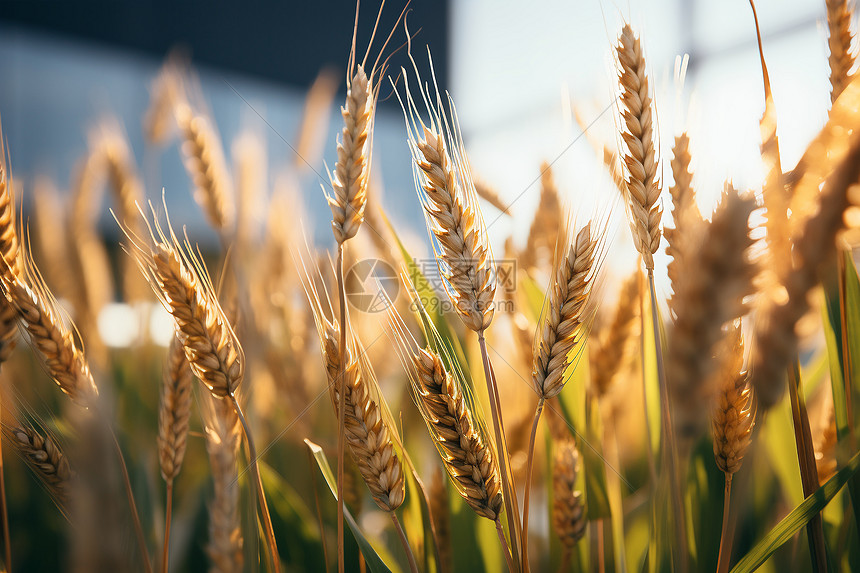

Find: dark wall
[0,0,448,92]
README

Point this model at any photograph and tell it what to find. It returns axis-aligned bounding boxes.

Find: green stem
[478,333,521,571]
[162,480,173,573]
[109,427,152,573]
[716,474,733,573]
[521,397,545,572]
[335,245,347,573]
[496,518,516,573]
[647,269,687,573]
[231,396,281,573]
[391,512,419,573]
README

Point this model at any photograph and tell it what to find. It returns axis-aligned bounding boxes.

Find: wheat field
[0,1,859,572]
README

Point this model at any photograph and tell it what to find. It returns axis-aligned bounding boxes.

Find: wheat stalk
[201,391,243,573]
[667,185,756,450]
[591,272,639,398]
[752,97,860,408]
[827,0,856,104]
[616,24,662,271]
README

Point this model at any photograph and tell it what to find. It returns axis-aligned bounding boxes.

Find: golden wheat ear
[394,50,496,333]
[552,438,587,550]
[118,200,244,400]
[615,23,663,271]
[0,131,22,363]
[299,253,406,512]
[326,1,408,246]
[387,285,503,521]
[668,184,757,449]
[532,216,606,400]
[711,324,755,477]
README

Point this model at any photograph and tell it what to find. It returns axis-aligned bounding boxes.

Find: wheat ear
[552,438,587,550]
[591,272,639,398]
[752,92,860,408]
[713,325,755,573]
[175,102,235,235]
[123,203,281,573]
[329,65,372,245]
[399,62,496,333]
[318,316,405,511]
[0,157,21,363]
[10,425,73,506]
[532,223,599,400]
[144,57,184,145]
[473,178,510,215]
[667,185,756,450]
[617,24,662,270]
[666,132,703,311]
[392,319,503,520]
[827,0,857,104]
[0,265,98,406]
[522,162,563,271]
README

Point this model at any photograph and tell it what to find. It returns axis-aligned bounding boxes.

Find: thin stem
[837,252,857,450]
[495,518,516,573]
[336,245,347,573]
[390,512,419,573]
[478,333,521,571]
[716,474,733,573]
[521,397,545,573]
[231,396,281,573]
[597,520,605,573]
[0,404,10,573]
[557,548,571,573]
[647,269,687,573]
[162,480,174,573]
[108,427,153,573]
[638,267,658,485]
[786,361,827,573]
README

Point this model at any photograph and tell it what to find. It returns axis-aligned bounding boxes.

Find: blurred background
[0,1,849,570]
[0,0,834,246]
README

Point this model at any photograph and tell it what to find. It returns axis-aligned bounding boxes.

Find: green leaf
[304,439,394,573]
[730,450,860,573]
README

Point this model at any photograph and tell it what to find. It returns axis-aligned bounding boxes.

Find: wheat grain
[616,24,662,270]
[533,223,599,399]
